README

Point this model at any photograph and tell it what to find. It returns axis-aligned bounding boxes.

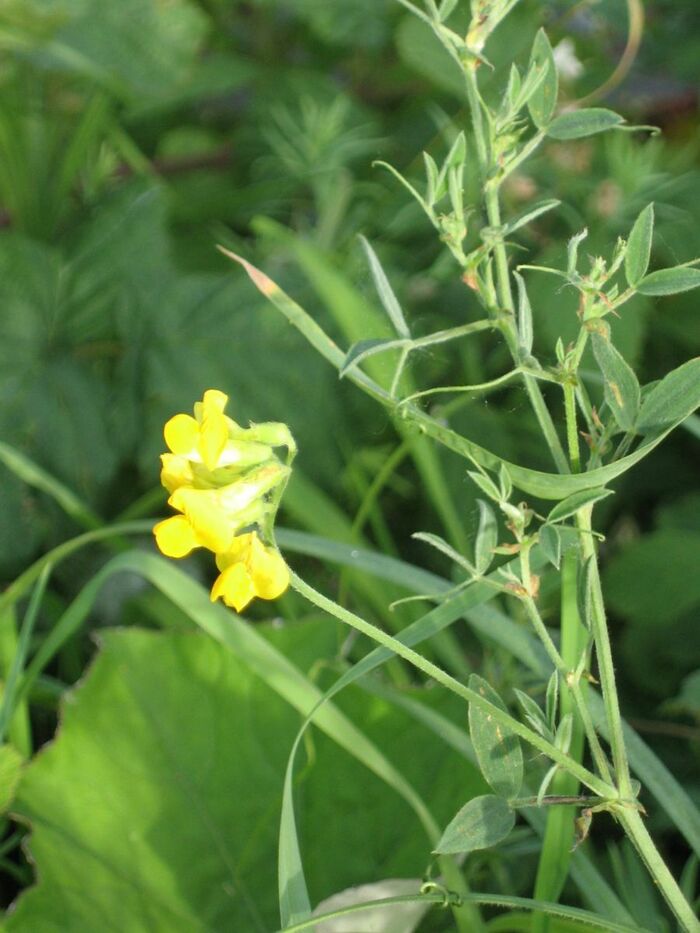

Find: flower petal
[164,414,199,457]
[210,562,256,612]
[202,389,229,414]
[153,516,201,558]
[169,487,235,553]
[160,454,194,493]
[248,535,290,600]
[198,411,229,471]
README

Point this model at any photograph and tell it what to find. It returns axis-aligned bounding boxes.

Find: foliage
[0,0,698,931]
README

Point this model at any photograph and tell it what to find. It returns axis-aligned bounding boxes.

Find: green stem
[463,69,569,475]
[618,809,700,932]
[291,572,615,798]
[521,594,611,784]
[532,553,590,933]
[577,506,631,796]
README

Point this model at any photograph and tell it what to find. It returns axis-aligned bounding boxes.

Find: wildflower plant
[154,389,294,611]
[212,1,700,930]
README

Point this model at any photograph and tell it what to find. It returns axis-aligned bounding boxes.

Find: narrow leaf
[555,713,574,754]
[413,532,473,573]
[340,338,406,377]
[577,556,595,631]
[467,470,501,502]
[527,29,558,128]
[546,672,559,732]
[591,335,641,433]
[475,500,498,575]
[546,108,625,140]
[359,237,411,338]
[538,524,562,570]
[423,151,439,206]
[625,203,654,287]
[438,0,459,19]
[637,358,700,435]
[567,228,588,274]
[547,487,613,524]
[513,271,534,357]
[504,199,561,236]
[514,689,550,739]
[636,266,700,296]
[434,794,515,854]
[469,675,524,799]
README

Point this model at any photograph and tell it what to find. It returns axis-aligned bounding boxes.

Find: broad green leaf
[637,358,700,435]
[11,620,475,932]
[591,335,641,433]
[474,500,497,575]
[434,794,515,854]
[538,524,562,570]
[468,675,523,799]
[625,204,654,287]
[527,29,558,128]
[547,487,614,524]
[546,108,625,140]
[636,266,700,296]
[359,236,411,339]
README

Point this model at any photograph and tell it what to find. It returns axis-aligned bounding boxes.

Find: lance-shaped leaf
[577,555,595,631]
[340,338,407,377]
[513,271,534,357]
[468,675,523,799]
[636,266,700,296]
[637,358,700,435]
[504,199,561,237]
[625,203,654,287]
[547,487,614,524]
[592,334,641,433]
[434,794,515,855]
[546,108,625,140]
[514,689,550,739]
[527,29,558,128]
[474,500,497,575]
[538,523,562,570]
[359,236,411,338]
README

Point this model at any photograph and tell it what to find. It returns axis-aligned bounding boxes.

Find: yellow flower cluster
[153,389,293,612]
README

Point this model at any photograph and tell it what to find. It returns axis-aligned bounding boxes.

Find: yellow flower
[210,532,289,612]
[163,389,277,473]
[154,389,294,613]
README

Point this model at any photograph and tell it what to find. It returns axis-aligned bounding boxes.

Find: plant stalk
[463,68,569,474]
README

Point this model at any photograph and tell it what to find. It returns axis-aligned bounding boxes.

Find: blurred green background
[0,0,698,927]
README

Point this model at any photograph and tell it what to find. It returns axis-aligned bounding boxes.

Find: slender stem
[291,572,614,797]
[521,595,611,783]
[576,506,632,796]
[463,68,569,475]
[618,809,699,932]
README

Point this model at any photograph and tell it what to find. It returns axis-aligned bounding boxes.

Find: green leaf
[636,266,700,296]
[468,675,523,799]
[474,500,498,575]
[359,236,411,339]
[637,358,700,435]
[434,794,515,854]
[625,204,654,287]
[514,689,550,739]
[547,487,614,524]
[591,335,641,433]
[340,338,406,377]
[226,252,696,500]
[527,29,558,128]
[513,271,534,357]
[468,470,502,502]
[538,524,562,570]
[504,199,561,237]
[546,108,625,140]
